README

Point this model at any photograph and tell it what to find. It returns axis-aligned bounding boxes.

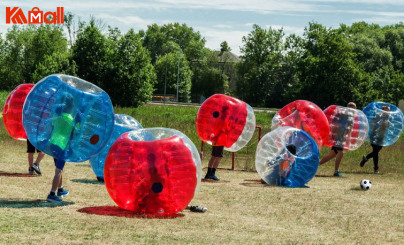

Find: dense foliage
[0,16,403,108]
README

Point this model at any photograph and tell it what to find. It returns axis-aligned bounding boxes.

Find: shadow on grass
[71,179,104,185]
[78,206,184,219]
[240,180,310,188]
[0,198,74,208]
[201,179,230,183]
[0,171,38,178]
[351,186,366,191]
[340,171,383,175]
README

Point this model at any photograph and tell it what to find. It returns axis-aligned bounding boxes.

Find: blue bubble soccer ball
[89,114,142,180]
[23,74,114,162]
[255,126,320,187]
[363,102,404,147]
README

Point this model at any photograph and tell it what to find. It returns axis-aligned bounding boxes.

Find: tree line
[0,15,403,108]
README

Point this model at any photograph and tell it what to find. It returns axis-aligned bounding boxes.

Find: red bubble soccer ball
[196,94,255,151]
[271,100,330,147]
[104,130,198,216]
[2,84,34,140]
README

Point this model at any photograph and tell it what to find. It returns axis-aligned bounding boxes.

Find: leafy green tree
[72,19,111,88]
[142,23,206,64]
[191,48,229,101]
[110,29,156,107]
[298,22,369,108]
[154,52,192,102]
[237,24,284,107]
[32,51,76,82]
[0,25,70,89]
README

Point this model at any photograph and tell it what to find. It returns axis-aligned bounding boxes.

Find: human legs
[204,146,224,180]
[47,158,68,202]
[319,150,337,165]
[360,144,383,172]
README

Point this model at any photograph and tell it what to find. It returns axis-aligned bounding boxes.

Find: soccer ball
[360,179,372,191]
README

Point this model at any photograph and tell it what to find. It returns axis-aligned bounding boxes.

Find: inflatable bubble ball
[3,84,34,140]
[324,105,369,151]
[271,100,329,147]
[196,94,256,152]
[104,128,202,215]
[89,114,143,181]
[363,102,403,147]
[255,126,319,187]
[23,74,114,162]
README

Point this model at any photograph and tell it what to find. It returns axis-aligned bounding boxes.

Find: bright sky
[1,0,403,55]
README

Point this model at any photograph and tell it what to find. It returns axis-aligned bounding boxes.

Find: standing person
[319,102,357,177]
[204,146,224,181]
[360,105,390,173]
[46,158,69,202]
[27,139,45,175]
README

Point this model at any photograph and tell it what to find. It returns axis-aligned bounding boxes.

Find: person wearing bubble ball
[46,93,78,202]
[360,105,390,174]
[204,146,224,181]
[262,144,297,185]
[320,102,357,177]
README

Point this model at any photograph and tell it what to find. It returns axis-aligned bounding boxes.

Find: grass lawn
[0,92,403,244]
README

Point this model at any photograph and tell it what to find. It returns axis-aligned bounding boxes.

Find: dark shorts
[331,146,344,154]
[27,140,41,153]
[54,158,66,171]
[211,146,224,158]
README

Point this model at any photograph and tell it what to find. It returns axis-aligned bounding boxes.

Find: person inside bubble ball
[49,92,80,158]
[319,102,357,177]
[360,105,390,174]
[204,146,224,181]
[261,144,297,185]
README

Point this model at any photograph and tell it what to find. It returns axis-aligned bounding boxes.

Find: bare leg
[34,152,45,164]
[319,151,337,165]
[212,157,222,169]
[51,168,63,192]
[334,151,344,171]
[28,153,34,168]
[207,156,216,168]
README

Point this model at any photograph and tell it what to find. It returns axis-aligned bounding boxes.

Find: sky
[1,0,403,55]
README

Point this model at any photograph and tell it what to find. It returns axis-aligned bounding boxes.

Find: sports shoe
[360,156,367,167]
[32,163,41,175]
[57,188,69,198]
[333,171,343,177]
[209,175,220,181]
[28,167,35,175]
[189,205,207,213]
[47,194,62,202]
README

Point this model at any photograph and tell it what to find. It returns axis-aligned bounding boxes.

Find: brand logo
[6,7,64,24]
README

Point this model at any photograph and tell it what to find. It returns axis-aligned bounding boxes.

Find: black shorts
[27,140,41,153]
[211,146,224,158]
[331,146,343,154]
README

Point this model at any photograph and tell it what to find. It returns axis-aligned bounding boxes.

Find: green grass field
[0,91,403,244]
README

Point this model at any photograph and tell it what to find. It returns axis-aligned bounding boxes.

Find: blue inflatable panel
[23,74,114,162]
[363,102,404,146]
[255,127,319,187]
[89,114,142,180]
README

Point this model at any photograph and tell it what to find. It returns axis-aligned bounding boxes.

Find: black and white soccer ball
[360,179,372,191]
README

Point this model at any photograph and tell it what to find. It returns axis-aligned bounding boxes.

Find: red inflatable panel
[104,134,197,215]
[272,100,330,147]
[324,105,368,150]
[2,84,34,140]
[196,94,247,147]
